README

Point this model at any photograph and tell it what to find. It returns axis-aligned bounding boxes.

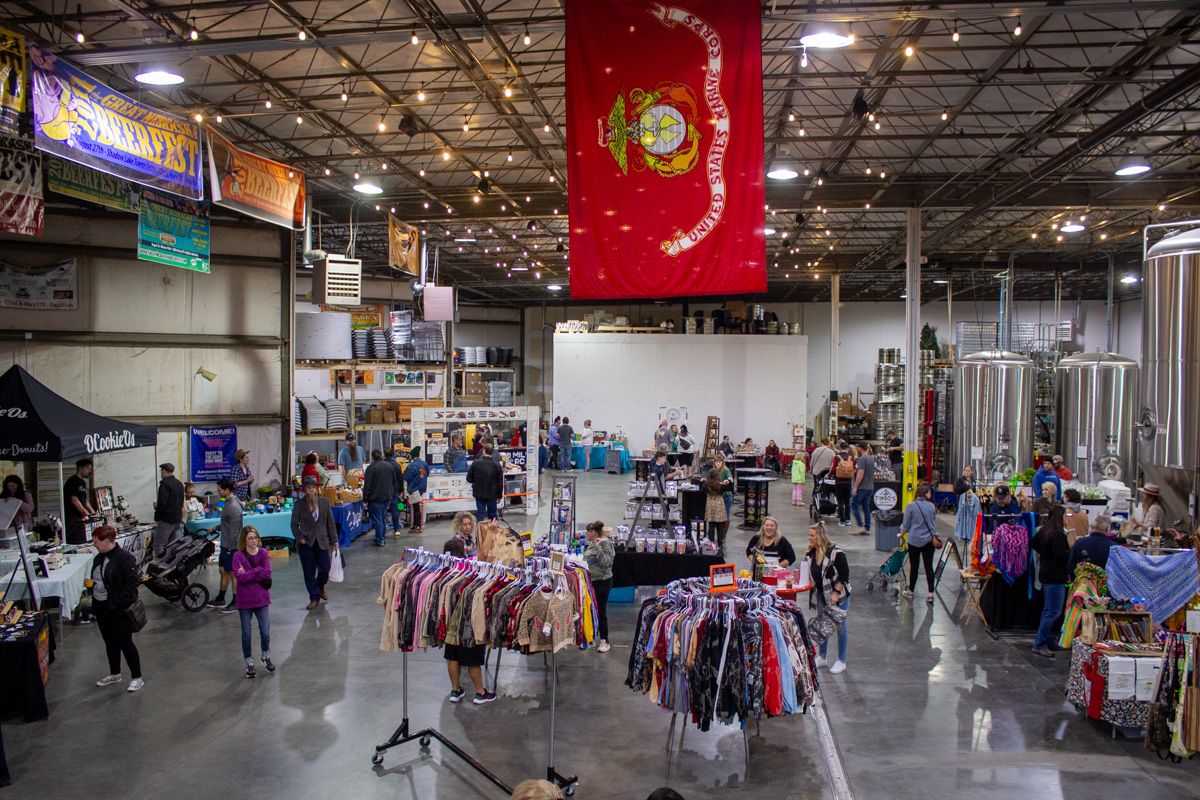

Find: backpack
[835,456,854,479]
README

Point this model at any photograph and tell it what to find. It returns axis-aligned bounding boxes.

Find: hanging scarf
[970,517,995,576]
[1058,563,1108,649]
[1105,547,1200,624]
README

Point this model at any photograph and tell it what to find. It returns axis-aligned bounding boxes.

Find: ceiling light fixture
[323,167,331,176]
[442,149,450,161]
[766,161,799,181]
[189,20,198,40]
[1060,220,1085,233]
[787,111,795,123]
[952,21,960,42]
[904,44,914,57]
[1115,151,1151,176]
[764,227,776,235]
[354,181,383,195]
[295,115,303,125]
[341,89,348,103]
[193,112,203,123]
[353,171,360,180]
[506,151,514,162]
[463,119,470,132]
[298,29,307,41]
[503,85,513,98]
[941,109,949,121]
[800,47,808,68]
[800,30,855,49]
[543,123,551,133]
[135,69,185,86]
[215,114,223,123]
[1013,17,1022,37]
[1120,274,1139,285]
[547,284,562,291]
[410,29,419,45]
[377,120,386,132]
[523,26,531,46]
[75,30,85,44]
[264,98,272,109]
[423,201,429,209]
[417,88,426,102]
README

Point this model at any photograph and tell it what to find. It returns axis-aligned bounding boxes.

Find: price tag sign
[549,550,566,575]
[520,530,534,557]
[709,563,737,593]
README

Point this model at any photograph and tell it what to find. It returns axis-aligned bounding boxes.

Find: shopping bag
[807,601,847,647]
[328,551,345,583]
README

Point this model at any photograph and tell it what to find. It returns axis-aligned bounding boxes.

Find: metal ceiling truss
[7,0,1200,304]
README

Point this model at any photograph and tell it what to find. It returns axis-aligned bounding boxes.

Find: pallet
[593,326,666,333]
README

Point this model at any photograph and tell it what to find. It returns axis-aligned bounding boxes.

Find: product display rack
[549,475,577,545]
[626,476,682,528]
[737,476,774,531]
[702,415,721,461]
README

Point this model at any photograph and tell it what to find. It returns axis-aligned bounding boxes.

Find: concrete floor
[6,469,1198,799]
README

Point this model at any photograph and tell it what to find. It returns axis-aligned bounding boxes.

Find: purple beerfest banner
[29,44,203,199]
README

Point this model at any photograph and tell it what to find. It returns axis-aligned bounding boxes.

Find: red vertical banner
[566,0,766,300]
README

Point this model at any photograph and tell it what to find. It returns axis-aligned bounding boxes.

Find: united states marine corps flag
[566,0,766,300]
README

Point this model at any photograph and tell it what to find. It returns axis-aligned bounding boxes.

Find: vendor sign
[137,189,210,273]
[47,155,139,212]
[190,425,237,482]
[0,27,28,136]
[388,215,419,275]
[0,258,76,310]
[30,45,203,199]
[0,136,42,236]
[564,0,766,299]
[206,128,305,229]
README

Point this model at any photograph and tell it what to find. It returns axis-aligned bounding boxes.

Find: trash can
[873,509,902,552]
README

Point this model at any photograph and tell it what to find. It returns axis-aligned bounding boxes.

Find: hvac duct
[953,350,1035,484]
[1055,352,1138,485]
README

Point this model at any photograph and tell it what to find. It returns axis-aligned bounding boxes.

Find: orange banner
[206,128,305,229]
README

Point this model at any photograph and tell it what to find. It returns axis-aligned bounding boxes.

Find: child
[582,521,615,653]
[791,453,807,507]
[184,483,206,521]
[233,526,273,678]
[441,538,495,704]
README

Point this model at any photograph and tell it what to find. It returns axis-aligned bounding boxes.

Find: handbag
[126,598,148,632]
[808,600,848,647]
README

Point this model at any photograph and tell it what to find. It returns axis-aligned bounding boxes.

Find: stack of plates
[370,327,392,359]
[352,329,371,359]
[296,312,353,361]
[324,398,349,431]
[300,397,327,432]
[293,396,303,433]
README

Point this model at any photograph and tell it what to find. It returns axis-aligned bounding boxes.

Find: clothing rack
[372,547,583,796]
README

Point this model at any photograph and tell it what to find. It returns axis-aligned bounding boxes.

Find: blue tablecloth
[569,444,632,472]
[185,511,294,544]
[331,501,369,547]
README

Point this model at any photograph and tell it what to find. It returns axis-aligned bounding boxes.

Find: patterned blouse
[231,464,252,501]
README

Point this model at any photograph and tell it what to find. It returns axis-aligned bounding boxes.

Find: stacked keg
[874,348,905,439]
[919,349,937,390]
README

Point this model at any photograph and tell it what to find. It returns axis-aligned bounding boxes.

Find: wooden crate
[1079,609,1153,644]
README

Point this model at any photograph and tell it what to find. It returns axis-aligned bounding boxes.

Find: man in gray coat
[291,476,340,610]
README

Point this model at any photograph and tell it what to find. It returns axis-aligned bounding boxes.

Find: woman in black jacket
[804,521,851,673]
[89,525,144,691]
[1031,506,1070,659]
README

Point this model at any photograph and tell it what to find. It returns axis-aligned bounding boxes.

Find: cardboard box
[366,408,384,424]
[269,547,290,559]
[724,300,746,319]
[321,487,338,504]
[383,409,398,424]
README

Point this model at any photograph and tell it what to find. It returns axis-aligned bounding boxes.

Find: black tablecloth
[0,613,54,722]
[980,572,1044,631]
[612,551,724,588]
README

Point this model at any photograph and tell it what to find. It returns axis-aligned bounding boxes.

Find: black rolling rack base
[372,722,513,796]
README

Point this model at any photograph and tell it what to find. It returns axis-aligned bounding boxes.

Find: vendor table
[568,443,632,472]
[737,476,776,531]
[186,511,295,545]
[0,612,53,722]
[330,501,369,548]
[1,556,90,617]
[116,524,153,567]
[611,551,725,588]
[1065,641,1160,731]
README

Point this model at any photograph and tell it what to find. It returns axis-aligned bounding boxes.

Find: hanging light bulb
[904,44,914,57]
[506,151,514,162]
[879,170,886,178]
[543,123,551,133]
[189,21,199,40]
[417,88,426,102]
[298,29,307,41]
[874,120,881,130]
[463,119,470,132]
[75,30,85,44]
[264,98,272,109]
[324,167,331,176]
[503,86,513,98]
[295,115,303,125]
[377,119,386,132]
[798,125,806,136]
[941,109,949,121]
[523,26,531,46]
[193,113,203,123]
[787,111,795,123]
[442,149,450,161]
[411,29,419,45]
[952,21,960,42]
[423,201,430,209]
[1013,17,1022,37]
[800,47,808,68]
[341,90,348,103]
[381,162,388,170]
[353,172,360,180]
[215,114,223,123]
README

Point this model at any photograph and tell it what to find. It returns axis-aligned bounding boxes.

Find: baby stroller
[809,469,838,521]
[866,533,908,597]
[141,530,216,612]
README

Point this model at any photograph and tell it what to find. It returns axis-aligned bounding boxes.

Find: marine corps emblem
[597,82,702,178]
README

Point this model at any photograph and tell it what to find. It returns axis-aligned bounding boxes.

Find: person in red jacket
[1051,455,1074,481]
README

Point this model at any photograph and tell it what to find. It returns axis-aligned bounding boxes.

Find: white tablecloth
[1,555,91,613]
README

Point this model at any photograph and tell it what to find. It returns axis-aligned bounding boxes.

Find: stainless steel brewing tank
[1055,352,1138,485]
[1139,227,1200,524]
[953,351,1035,483]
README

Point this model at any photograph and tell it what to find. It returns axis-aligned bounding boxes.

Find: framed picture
[709,563,737,593]
[549,550,566,575]
[93,485,115,513]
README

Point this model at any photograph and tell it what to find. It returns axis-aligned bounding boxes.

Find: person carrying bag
[89,525,146,693]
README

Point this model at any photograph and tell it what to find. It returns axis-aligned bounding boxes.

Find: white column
[830,273,840,438]
[903,209,921,501]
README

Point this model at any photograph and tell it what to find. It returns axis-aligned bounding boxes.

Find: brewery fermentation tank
[1055,352,1138,485]
[1138,226,1200,524]
[953,351,1035,484]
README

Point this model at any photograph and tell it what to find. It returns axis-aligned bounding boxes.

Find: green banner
[137,189,210,273]
[47,157,139,213]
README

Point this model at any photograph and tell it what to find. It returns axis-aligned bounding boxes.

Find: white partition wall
[552,333,808,452]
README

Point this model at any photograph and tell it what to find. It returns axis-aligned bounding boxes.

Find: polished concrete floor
[7,470,1198,799]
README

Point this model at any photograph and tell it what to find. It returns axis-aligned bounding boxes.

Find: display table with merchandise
[611,550,724,588]
[0,555,90,617]
[330,501,369,547]
[569,443,632,472]
[1065,640,1162,731]
[186,511,294,544]
[0,611,53,721]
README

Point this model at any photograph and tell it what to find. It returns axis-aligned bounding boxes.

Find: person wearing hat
[152,463,185,559]
[987,484,1022,531]
[338,433,364,479]
[403,447,429,533]
[231,449,254,503]
[1031,459,1062,502]
[1068,513,1116,574]
[1130,483,1165,533]
[291,475,339,610]
[1051,454,1074,481]
[63,458,96,545]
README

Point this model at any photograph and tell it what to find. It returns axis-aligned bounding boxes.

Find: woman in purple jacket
[233,526,273,678]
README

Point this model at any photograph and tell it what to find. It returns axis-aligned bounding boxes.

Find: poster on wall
[137,189,211,273]
[47,156,139,212]
[0,258,76,309]
[564,0,766,299]
[388,215,419,275]
[30,45,203,199]
[190,425,238,482]
[206,127,305,229]
[0,136,43,236]
[0,28,27,136]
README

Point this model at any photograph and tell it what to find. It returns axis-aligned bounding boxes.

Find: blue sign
[190,425,237,482]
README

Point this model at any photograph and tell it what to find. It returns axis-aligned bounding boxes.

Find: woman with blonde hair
[804,521,851,673]
[510,779,564,800]
[451,511,478,557]
[745,516,797,572]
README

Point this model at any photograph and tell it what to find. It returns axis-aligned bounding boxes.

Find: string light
[417,88,426,102]
[952,21,960,42]
[377,120,386,132]
[411,29,419,45]
[295,115,303,125]
[800,47,808,68]
[787,111,795,123]
[543,123,551,133]
[298,29,307,41]
[904,44,914,57]
[1014,17,1022,37]
[941,109,949,121]
[442,149,451,161]
[523,26,531,46]
[341,90,348,103]
[193,113,203,123]
[215,114,223,124]
[503,86,513,98]
[419,169,425,177]
[506,151,514,162]
[463,119,470,132]
[264,98,272,109]
[75,31,85,44]
[874,120,881,130]
[324,167,331,176]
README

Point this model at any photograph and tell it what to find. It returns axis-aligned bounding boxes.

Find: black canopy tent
[0,364,158,527]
